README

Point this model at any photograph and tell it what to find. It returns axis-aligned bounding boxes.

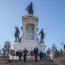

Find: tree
[51,44,57,52]
[46,48,51,54]
[51,44,57,58]
[4,41,11,56]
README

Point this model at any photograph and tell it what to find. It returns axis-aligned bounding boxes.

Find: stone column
[22,14,38,41]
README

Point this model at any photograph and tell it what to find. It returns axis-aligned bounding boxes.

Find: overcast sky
[0,0,65,50]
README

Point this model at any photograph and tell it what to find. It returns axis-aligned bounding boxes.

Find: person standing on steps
[34,47,38,62]
[23,47,28,62]
[39,50,43,60]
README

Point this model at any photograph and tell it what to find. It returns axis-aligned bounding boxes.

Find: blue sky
[0,0,65,50]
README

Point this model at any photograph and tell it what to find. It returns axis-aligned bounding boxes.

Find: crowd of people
[10,47,45,62]
[1,46,63,62]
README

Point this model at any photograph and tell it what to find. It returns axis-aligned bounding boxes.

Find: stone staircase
[1,56,64,65]
[0,60,58,65]
[54,57,65,65]
[4,60,58,65]
[0,56,9,65]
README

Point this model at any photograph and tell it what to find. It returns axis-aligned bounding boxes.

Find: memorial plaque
[26,23,34,40]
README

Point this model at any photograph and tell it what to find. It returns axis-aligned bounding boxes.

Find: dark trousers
[19,56,21,60]
[24,54,26,62]
[40,57,43,60]
[35,54,38,62]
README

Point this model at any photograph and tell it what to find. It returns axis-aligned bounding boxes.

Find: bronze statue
[39,29,45,43]
[14,27,20,42]
[26,2,33,14]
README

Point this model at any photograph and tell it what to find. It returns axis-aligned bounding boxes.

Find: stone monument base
[14,40,38,51]
[13,40,46,53]
[38,42,46,53]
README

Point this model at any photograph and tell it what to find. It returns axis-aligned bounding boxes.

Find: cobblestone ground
[0,60,58,65]
[0,57,65,65]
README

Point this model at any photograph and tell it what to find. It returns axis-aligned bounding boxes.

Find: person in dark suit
[23,47,28,62]
[34,47,38,62]
[16,50,22,60]
[39,50,43,60]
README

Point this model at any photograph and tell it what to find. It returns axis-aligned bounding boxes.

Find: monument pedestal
[38,42,46,53]
[14,14,46,52]
[14,41,46,53]
[14,40,38,51]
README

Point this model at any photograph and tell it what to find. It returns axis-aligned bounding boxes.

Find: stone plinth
[22,14,38,41]
[38,42,46,53]
[14,40,38,51]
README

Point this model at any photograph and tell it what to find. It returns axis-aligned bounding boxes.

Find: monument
[13,2,46,53]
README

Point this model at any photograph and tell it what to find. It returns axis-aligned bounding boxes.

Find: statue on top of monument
[14,27,20,42]
[26,2,33,14]
[39,29,45,43]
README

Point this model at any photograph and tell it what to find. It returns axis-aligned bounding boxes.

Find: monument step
[4,60,58,65]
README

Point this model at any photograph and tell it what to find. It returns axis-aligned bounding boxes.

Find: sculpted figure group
[26,2,33,14]
[14,26,45,43]
[14,26,22,42]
